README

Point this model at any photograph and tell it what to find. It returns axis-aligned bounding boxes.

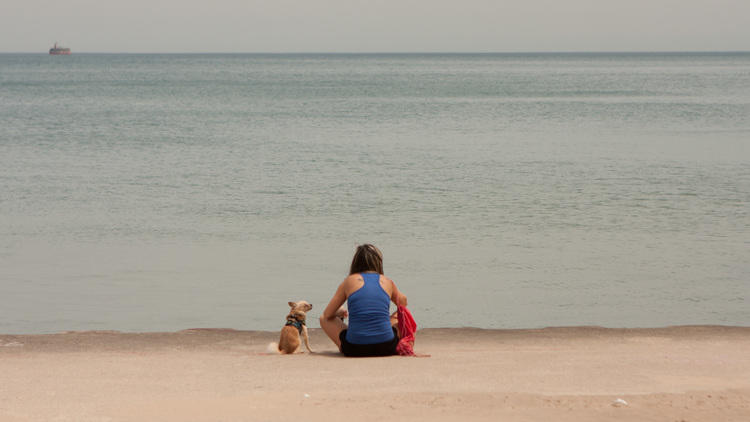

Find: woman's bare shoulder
[342,273,363,287]
[344,273,363,283]
[341,273,365,296]
[380,275,395,286]
[378,274,394,294]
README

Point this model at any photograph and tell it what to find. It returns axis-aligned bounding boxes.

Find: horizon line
[3,49,750,55]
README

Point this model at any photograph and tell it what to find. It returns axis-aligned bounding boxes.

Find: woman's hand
[335,307,348,319]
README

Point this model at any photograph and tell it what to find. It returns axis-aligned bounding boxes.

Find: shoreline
[2,325,749,351]
[2,326,749,421]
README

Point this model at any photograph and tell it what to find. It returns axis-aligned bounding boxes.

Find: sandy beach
[1,326,749,421]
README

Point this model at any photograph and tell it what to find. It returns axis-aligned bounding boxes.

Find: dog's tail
[266,342,281,354]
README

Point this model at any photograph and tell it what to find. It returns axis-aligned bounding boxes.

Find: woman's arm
[389,278,408,306]
[322,281,348,320]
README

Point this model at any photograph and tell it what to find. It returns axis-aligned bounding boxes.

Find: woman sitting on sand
[320,244,408,357]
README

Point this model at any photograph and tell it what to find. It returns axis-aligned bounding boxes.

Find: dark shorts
[339,327,399,357]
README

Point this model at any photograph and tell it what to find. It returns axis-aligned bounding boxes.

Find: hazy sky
[2,0,749,53]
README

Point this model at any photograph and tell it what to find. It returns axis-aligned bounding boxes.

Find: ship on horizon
[49,42,71,55]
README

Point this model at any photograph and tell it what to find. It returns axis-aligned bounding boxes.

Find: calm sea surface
[1,53,748,334]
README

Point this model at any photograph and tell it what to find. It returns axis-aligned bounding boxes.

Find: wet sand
[1,326,749,421]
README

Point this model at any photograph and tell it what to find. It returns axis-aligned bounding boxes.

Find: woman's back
[345,273,394,344]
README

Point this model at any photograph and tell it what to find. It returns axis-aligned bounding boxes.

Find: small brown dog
[276,301,314,354]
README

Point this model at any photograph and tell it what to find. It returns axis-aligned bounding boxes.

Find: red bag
[396,305,417,356]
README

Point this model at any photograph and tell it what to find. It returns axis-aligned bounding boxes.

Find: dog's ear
[288,301,297,308]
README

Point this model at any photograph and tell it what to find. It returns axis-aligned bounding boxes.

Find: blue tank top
[345,273,395,345]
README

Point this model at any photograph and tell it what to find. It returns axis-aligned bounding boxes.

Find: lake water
[1,52,748,334]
